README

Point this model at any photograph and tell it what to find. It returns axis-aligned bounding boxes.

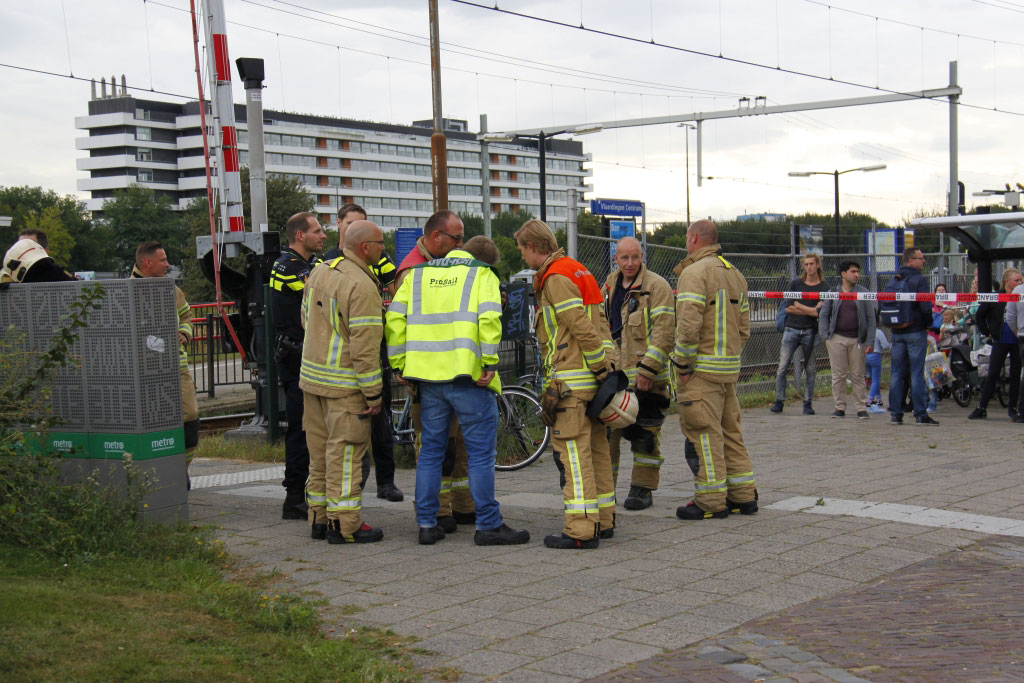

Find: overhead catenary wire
[146,0,741,102]
[447,0,1024,118]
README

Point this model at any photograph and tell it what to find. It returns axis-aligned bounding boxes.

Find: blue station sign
[590,198,643,217]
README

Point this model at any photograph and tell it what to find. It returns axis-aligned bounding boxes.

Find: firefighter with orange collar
[515,219,616,549]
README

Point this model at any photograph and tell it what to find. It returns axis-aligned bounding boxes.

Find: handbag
[775,298,787,333]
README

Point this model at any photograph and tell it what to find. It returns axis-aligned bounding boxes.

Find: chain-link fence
[576,234,1005,401]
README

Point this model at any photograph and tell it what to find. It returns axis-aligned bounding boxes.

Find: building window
[135,127,152,141]
[136,148,153,162]
[138,169,154,182]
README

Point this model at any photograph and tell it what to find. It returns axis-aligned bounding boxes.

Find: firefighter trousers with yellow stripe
[608,384,669,490]
[677,374,756,513]
[303,392,371,536]
[552,396,614,540]
[412,400,475,516]
[609,425,662,490]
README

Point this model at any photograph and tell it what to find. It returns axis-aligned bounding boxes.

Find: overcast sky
[1,0,1022,227]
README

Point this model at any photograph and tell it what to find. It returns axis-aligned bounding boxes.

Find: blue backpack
[879,275,915,328]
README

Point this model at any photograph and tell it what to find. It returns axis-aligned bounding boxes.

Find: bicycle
[390,377,550,472]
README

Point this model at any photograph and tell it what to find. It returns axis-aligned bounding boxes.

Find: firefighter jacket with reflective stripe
[602,264,675,386]
[385,249,502,392]
[298,250,384,405]
[270,247,319,342]
[533,250,614,399]
[131,266,192,371]
[671,244,750,384]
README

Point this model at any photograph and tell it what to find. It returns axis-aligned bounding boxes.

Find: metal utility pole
[833,170,841,250]
[567,188,578,259]
[538,132,548,221]
[679,123,695,223]
[789,165,886,253]
[479,113,492,237]
[237,58,268,232]
[945,60,960,281]
[427,0,449,211]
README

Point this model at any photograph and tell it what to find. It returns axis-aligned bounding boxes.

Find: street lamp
[479,125,602,222]
[678,123,696,224]
[788,164,886,251]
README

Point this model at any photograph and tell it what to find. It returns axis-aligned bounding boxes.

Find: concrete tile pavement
[189,400,1024,680]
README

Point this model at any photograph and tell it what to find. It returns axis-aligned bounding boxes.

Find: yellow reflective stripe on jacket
[650,305,674,317]
[552,369,598,390]
[715,289,727,356]
[676,292,706,305]
[695,355,741,374]
[327,298,343,367]
[349,316,382,328]
[553,297,584,313]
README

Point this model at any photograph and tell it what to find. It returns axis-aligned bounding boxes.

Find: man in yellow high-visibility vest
[386,236,529,547]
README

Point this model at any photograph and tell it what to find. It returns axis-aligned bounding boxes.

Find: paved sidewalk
[189,400,1024,681]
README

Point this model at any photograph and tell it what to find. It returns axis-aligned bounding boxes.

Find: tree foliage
[22,207,75,267]
[99,185,186,273]
[0,186,112,273]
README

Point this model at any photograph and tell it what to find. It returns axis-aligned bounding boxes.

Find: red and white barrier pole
[202,0,245,233]
[746,291,1022,303]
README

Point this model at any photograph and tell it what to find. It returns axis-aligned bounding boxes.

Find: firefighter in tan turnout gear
[299,221,387,544]
[602,237,675,510]
[515,219,617,549]
[672,220,758,520]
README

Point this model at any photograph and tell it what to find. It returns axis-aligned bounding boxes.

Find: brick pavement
[189,399,1024,681]
[590,537,1024,682]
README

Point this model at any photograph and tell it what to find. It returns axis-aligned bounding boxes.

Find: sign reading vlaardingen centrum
[590,198,643,217]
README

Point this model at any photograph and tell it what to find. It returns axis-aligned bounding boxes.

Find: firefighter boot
[310,511,327,541]
[282,488,309,520]
[543,532,599,549]
[676,501,729,520]
[727,489,759,516]
[623,485,653,510]
[326,519,384,544]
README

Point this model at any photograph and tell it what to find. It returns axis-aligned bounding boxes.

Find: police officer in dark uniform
[271,212,327,520]
[323,202,403,502]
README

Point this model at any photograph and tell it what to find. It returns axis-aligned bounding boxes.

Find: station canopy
[910,211,1024,261]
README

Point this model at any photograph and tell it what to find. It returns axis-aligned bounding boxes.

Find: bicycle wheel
[997,378,1009,408]
[951,368,973,408]
[495,386,550,471]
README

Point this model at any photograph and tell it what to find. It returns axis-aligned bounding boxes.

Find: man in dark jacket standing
[818,261,876,419]
[888,248,937,425]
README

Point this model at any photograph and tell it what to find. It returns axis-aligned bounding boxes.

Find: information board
[608,220,636,262]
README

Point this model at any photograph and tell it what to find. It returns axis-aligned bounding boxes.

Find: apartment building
[75,93,592,233]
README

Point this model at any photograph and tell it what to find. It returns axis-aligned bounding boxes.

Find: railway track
[198,412,255,436]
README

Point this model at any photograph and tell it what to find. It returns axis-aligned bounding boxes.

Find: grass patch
[0,546,418,682]
[194,435,285,463]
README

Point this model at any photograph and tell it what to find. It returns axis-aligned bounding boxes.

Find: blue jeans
[416,380,502,530]
[776,327,817,402]
[865,352,882,402]
[889,330,928,418]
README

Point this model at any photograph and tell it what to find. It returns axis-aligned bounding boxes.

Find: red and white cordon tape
[746,291,1022,303]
